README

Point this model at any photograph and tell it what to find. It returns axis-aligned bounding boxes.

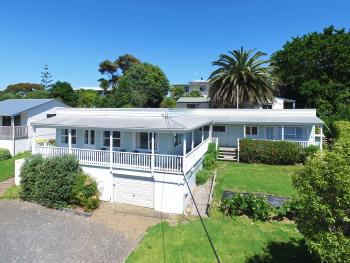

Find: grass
[0,152,30,182]
[0,185,21,199]
[214,161,302,198]
[127,161,311,263]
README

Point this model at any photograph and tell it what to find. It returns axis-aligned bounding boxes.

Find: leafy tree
[76,89,100,107]
[209,47,278,108]
[98,78,110,95]
[98,60,119,89]
[292,140,350,262]
[0,91,22,101]
[170,86,185,99]
[26,90,50,99]
[186,90,202,97]
[272,26,350,119]
[117,63,170,107]
[5,83,44,95]
[41,64,53,89]
[115,54,140,74]
[49,81,78,106]
[160,97,177,108]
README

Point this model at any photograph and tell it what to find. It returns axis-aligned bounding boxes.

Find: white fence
[34,145,186,174]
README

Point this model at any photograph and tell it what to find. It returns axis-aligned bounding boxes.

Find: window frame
[83,130,95,146]
[135,132,158,151]
[102,130,121,149]
[245,126,258,137]
[60,128,77,145]
[213,125,226,132]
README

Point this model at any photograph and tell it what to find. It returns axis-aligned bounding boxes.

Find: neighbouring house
[173,79,210,97]
[176,96,296,109]
[24,107,323,214]
[177,97,210,109]
[0,99,67,156]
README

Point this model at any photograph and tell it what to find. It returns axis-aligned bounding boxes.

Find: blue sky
[0,0,349,89]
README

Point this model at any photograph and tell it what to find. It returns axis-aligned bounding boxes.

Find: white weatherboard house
[0,99,66,156]
[27,107,323,214]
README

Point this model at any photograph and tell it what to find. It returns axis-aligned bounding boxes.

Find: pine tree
[41,64,53,89]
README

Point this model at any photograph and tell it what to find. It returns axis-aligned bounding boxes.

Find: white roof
[32,108,323,131]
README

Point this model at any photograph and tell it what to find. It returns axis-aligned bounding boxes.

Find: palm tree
[209,47,278,108]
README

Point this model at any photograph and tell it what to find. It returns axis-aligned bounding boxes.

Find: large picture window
[103,131,121,148]
[284,127,307,140]
[136,132,158,151]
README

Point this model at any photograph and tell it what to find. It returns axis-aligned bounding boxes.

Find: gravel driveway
[0,200,152,263]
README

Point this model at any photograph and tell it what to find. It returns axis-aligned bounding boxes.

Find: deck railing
[184,137,211,174]
[0,126,28,139]
[34,145,186,174]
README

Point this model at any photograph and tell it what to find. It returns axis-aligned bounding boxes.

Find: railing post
[201,126,204,142]
[11,117,15,156]
[237,138,240,162]
[109,130,113,170]
[151,132,155,172]
[209,124,213,139]
[183,133,187,174]
[281,125,284,141]
[68,129,72,154]
[32,126,36,154]
[320,125,323,152]
[243,124,246,138]
[191,130,194,150]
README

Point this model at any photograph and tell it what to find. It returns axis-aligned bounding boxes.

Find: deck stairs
[218,147,238,162]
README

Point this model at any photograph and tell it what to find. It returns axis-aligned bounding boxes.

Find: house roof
[177,97,210,103]
[32,113,213,132]
[0,99,56,116]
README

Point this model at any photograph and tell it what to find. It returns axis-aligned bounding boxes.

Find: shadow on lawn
[246,239,319,263]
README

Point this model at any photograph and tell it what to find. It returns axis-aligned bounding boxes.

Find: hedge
[0,148,11,160]
[239,139,305,165]
[20,155,99,210]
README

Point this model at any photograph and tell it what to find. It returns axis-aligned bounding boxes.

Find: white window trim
[246,126,258,137]
[60,128,77,146]
[83,130,95,146]
[101,130,121,149]
[134,132,159,152]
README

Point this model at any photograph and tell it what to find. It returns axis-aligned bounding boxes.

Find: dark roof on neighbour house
[0,99,58,116]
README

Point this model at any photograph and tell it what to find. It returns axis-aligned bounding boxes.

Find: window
[284,127,307,140]
[71,129,77,144]
[265,127,274,139]
[245,126,258,136]
[47,114,56,118]
[199,86,206,92]
[136,132,158,151]
[60,129,68,144]
[187,104,197,109]
[184,86,190,93]
[213,125,225,132]
[262,104,272,109]
[2,116,11,126]
[103,131,121,148]
[174,133,182,146]
[199,126,209,132]
[84,130,95,145]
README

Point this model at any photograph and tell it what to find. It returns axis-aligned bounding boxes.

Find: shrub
[275,199,304,220]
[203,143,218,169]
[20,155,80,208]
[207,143,218,157]
[304,145,319,159]
[292,142,350,262]
[239,139,305,165]
[196,169,209,185]
[72,172,100,211]
[221,193,272,221]
[0,148,11,160]
[333,121,350,144]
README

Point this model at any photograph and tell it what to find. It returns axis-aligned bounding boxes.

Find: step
[219,147,237,152]
[219,152,237,156]
[218,156,237,161]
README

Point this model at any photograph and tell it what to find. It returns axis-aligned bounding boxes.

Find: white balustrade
[0,126,28,139]
[154,154,183,173]
[184,137,211,174]
[112,151,152,170]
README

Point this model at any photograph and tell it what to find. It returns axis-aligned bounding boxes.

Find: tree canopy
[49,81,78,106]
[115,54,140,74]
[209,47,278,108]
[117,63,170,107]
[5,83,44,94]
[272,26,350,129]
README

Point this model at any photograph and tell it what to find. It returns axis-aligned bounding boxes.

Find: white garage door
[113,175,154,208]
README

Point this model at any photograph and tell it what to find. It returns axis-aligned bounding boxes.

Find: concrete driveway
[0,200,160,263]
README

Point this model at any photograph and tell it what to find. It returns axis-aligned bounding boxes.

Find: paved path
[0,177,14,196]
[0,200,150,263]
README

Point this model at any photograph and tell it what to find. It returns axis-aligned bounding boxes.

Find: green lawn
[127,161,311,263]
[215,161,301,198]
[0,185,21,199]
[0,152,30,182]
